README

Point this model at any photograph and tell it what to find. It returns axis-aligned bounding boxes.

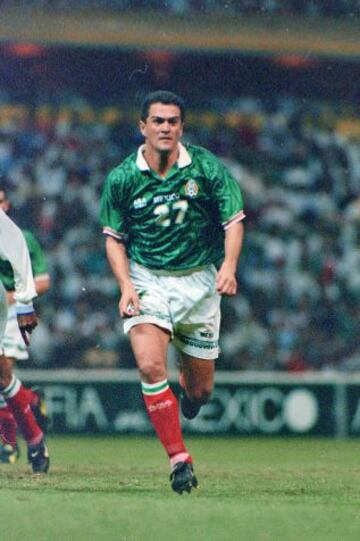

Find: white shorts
[0,303,28,360]
[124,261,221,360]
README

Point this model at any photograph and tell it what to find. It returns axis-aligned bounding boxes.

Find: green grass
[1,436,360,541]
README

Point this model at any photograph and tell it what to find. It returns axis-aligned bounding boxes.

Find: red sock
[2,377,43,446]
[0,406,17,447]
[142,380,191,468]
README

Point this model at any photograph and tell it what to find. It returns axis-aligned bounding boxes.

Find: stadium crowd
[0,88,359,372]
[1,0,360,17]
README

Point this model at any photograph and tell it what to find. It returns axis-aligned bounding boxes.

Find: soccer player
[0,200,50,474]
[0,186,50,466]
[100,90,245,493]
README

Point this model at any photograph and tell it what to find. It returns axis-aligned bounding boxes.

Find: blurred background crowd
[0,3,359,372]
[1,0,360,17]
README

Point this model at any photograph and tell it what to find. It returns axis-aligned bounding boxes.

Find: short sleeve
[208,156,245,229]
[100,169,127,241]
[23,230,48,277]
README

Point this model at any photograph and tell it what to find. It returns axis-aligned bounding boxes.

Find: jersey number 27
[154,200,189,227]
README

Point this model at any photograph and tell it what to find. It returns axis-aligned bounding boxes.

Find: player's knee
[138,358,166,383]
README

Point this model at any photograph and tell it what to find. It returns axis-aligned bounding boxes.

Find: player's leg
[130,323,190,462]
[0,305,49,473]
[0,394,19,463]
[4,309,50,431]
[0,290,18,461]
[129,323,197,493]
[179,355,215,419]
[0,355,49,473]
[0,356,48,456]
[26,387,49,433]
[124,262,197,493]
[170,264,221,420]
[0,355,18,461]
[130,322,169,383]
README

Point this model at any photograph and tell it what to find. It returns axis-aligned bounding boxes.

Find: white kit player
[0,209,49,473]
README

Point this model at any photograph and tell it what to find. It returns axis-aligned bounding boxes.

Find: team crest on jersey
[184,179,199,198]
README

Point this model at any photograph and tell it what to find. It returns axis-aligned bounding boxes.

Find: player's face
[140,103,183,154]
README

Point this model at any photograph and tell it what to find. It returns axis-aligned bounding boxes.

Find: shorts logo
[184,179,199,198]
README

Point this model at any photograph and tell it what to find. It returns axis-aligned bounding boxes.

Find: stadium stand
[1,0,360,17]
[0,83,359,372]
[0,0,359,372]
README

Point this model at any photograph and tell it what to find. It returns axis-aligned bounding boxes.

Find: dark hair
[140,91,186,122]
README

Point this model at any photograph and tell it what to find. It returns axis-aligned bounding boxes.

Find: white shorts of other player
[124,261,221,360]
[0,303,28,360]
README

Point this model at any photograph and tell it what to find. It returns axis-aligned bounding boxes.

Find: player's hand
[17,312,38,346]
[119,286,140,318]
[216,262,238,296]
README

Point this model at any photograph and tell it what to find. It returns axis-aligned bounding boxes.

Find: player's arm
[0,210,38,344]
[6,230,50,304]
[34,274,50,296]
[100,170,138,317]
[105,236,140,317]
[24,230,51,297]
[6,276,50,305]
[216,221,244,296]
[207,152,245,296]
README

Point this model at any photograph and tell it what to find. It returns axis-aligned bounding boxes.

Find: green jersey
[100,143,245,271]
[0,229,48,291]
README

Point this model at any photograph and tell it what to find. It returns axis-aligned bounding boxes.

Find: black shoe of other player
[180,391,201,420]
[170,462,198,494]
[28,440,50,474]
[0,443,20,464]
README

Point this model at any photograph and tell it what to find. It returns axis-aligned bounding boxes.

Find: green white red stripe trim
[141,379,169,396]
[223,210,246,230]
[102,226,125,241]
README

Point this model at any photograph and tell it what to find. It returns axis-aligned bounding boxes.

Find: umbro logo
[133,197,147,209]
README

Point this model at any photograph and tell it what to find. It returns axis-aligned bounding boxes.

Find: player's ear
[139,120,146,137]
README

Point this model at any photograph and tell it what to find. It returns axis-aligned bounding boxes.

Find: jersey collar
[136,143,192,172]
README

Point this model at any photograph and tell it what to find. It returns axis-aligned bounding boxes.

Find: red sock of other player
[1,376,43,446]
[142,379,192,468]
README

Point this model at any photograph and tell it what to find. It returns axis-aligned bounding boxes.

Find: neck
[144,145,179,177]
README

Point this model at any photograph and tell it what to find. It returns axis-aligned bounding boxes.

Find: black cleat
[31,388,50,433]
[180,391,201,420]
[170,462,198,494]
[28,440,50,474]
[0,443,20,464]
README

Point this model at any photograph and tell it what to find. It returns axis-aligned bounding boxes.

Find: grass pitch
[1,436,360,541]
